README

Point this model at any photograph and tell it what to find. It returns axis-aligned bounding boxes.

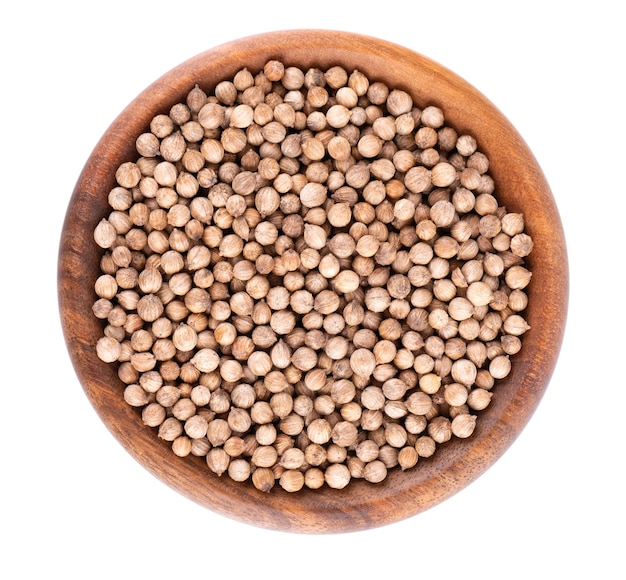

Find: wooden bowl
[58,30,568,533]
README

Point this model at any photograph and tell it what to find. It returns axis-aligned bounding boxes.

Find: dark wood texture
[58,30,568,533]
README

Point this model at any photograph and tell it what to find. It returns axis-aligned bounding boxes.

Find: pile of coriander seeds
[93,60,533,493]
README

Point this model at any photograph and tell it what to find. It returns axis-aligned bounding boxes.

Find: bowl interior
[58,30,568,533]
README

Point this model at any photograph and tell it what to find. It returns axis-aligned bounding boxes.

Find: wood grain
[58,30,568,534]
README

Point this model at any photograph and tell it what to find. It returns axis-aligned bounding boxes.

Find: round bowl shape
[58,30,568,534]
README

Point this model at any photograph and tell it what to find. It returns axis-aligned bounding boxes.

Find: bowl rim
[58,29,568,534]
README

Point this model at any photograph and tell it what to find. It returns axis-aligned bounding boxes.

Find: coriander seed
[93,59,533,493]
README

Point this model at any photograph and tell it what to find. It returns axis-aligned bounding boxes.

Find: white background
[3,2,624,578]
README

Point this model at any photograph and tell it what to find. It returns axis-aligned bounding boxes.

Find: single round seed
[451,413,477,438]
[324,463,351,489]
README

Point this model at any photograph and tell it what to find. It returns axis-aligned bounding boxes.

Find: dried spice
[93,61,532,492]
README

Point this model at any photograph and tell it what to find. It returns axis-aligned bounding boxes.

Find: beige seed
[428,416,452,444]
[172,437,193,458]
[313,290,340,315]
[228,408,252,433]
[324,463,351,489]
[307,418,332,445]
[406,391,433,415]
[451,413,477,438]
[115,162,142,188]
[357,134,383,158]
[303,223,327,249]
[490,355,512,379]
[290,346,316,371]
[327,135,352,160]
[228,459,252,482]
[350,348,377,378]
[444,383,469,407]
[331,421,359,447]
[373,340,397,365]
[333,270,360,293]
[364,460,388,483]
[247,350,273,376]
[431,162,457,187]
[468,388,492,410]
[385,423,408,448]
[451,358,478,386]
[96,336,121,363]
[301,137,326,161]
[419,373,441,395]
[398,446,419,470]
[466,281,494,306]
[190,348,220,373]
[172,324,197,352]
[501,213,525,235]
[382,378,408,401]
[300,182,328,208]
[430,199,457,227]
[220,359,244,382]
[326,104,351,128]
[327,202,352,227]
[94,219,117,249]
[206,448,230,476]
[505,266,533,290]
[503,314,531,336]
[184,415,208,439]
[205,419,231,447]
[135,294,164,323]
[448,297,475,321]
[365,287,391,313]
[304,468,325,490]
[264,370,290,394]
[251,468,276,493]
[361,386,385,411]
[280,469,305,493]
[123,384,150,407]
[415,436,436,458]
[142,402,166,428]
